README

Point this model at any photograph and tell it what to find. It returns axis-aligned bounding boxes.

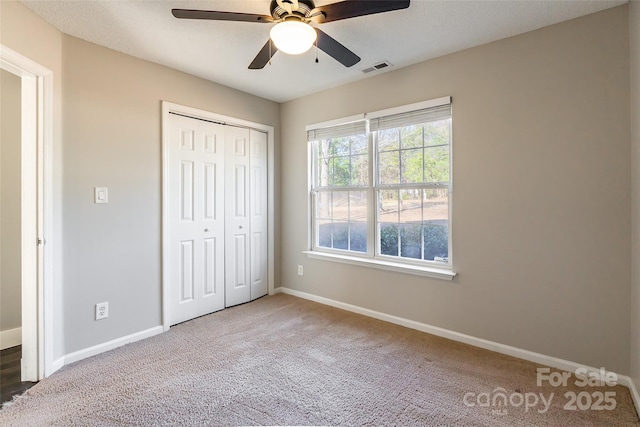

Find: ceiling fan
[172,0,410,70]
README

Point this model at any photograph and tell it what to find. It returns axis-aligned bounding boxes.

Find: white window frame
[304,97,456,281]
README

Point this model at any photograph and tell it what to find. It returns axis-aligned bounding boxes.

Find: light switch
[94,187,108,204]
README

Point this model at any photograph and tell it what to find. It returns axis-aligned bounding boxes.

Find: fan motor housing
[270,0,316,20]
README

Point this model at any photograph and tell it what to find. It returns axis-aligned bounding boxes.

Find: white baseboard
[0,327,22,350]
[50,357,64,375]
[277,286,640,418]
[63,326,164,366]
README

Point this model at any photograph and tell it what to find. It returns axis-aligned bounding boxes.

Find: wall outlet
[297,265,304,276]
[95,302,109,320]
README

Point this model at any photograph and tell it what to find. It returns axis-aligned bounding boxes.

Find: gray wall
[0,0,65,359]
[630,0,640,393]
[280,6,631,373]
[0,69,22,335]
[62,36,281,353]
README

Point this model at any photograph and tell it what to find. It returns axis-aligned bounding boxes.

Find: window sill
[302,250,457,281]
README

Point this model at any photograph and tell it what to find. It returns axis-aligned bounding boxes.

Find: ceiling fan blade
[315,29,360,67]
[172,9,273,23]
[249,40,278,69]
[312,0,410,24]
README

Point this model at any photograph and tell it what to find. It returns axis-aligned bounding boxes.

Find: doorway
[0,45,54,386]
[0,67,33,404]
[1,69,22,351]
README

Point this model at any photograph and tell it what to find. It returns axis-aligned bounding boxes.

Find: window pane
[423,188,449,261]
[332,191,349,221]
[331,156,350,186]
[379,223,398,256]
[317,220,332,248]
[316,191,331,220]
[320,139,332,156]
[316,190,369,252]
[350,135,368,155]
[377,188,449,262]
[378,189,399,223]
[399,189,422,259]
[400,148,424,184]
[378,190,398,256]
[378,129,399,152]
[315,135,368,189]
[313,132,369,254]
[332,222,349,250]
[374,112,451,263]
[378,151,399,185]
[349,221,367,252]
[376,117,451,187]
[350,191,367,223]
[400,224,422,259]
[400,125,423,149]
[423,188,448,222]
[399,189,422,223]
[424,223,448,261]
[424,145,449,182]
[332,138,350,156]
[316,156,331,187]
[349,191,367,252]
[424,119,450,147]
[325,157,335,186]
[351,154,368,186]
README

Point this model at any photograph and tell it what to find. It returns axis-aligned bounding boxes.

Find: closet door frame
[161,101,275,331]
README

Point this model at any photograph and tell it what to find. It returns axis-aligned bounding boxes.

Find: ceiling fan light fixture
[269,20,317,55]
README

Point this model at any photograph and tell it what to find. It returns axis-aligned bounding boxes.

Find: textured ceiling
[21,0,626,103]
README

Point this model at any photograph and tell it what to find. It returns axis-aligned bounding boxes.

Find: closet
[166,112,268,326]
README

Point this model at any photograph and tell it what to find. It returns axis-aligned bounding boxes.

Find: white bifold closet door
[167,114,267,326]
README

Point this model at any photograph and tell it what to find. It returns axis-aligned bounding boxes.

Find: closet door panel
[224,127,251,307]
[249,130,268,300]
[198,122,226,316]
[168,115,225,326]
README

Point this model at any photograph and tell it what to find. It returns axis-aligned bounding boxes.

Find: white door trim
[0,44,54,380]
[161,101,275,331]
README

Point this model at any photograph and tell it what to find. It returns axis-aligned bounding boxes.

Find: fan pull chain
[269,39,272,66]
[315,39,319,64]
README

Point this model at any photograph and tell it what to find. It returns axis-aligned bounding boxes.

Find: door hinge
[37,237,45,246]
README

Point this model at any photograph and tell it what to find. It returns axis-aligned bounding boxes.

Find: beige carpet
[0,293,638,426]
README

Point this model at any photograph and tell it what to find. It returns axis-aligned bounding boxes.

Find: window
[307,97,453,277]
[311,121,368,253]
